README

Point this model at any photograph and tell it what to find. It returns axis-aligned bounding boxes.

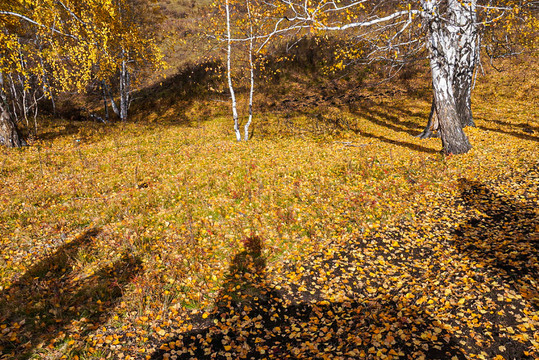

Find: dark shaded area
[453,177,539,311]
[486,118,539,134]
[129,60,224,126]
[30,60,225,142]
[351,103,424,138]
[37,121,82,141]
[150,236,465,360]
[358,129,439,154]
[477,124,538,142]
[264,88,438,154]
[0,227,142,359]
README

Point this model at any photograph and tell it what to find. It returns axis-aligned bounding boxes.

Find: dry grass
[0,44,537,359]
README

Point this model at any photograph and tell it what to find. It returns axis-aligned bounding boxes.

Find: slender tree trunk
[417,97,440,139]
[102,81,109,121]
[423,0,472,154]
[7,74,19,124]
[225,0,241,141]
[119,59,129,122]
[244,0,254,141]
[451,0,477,129]
[103,81,120,118]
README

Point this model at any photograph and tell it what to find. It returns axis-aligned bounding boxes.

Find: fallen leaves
[0,64,537,359]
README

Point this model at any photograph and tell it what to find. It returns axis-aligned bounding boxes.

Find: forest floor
[0,55,538,359]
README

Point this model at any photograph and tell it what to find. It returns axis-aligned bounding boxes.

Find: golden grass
[0,56,537,359]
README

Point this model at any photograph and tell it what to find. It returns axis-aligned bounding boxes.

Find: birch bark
[244,0,254,141]
[452,0,477,128]
[419,0,478,140]
[226,0,241,141]
[422,0,472,154]
[0,102,24,148]
[119,59,130,122]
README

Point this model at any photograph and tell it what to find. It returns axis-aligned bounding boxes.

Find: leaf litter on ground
[0,58,538,359]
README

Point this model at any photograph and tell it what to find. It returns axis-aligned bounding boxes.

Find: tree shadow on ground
[150,236,465,360]
[0,227,142,359]
[32,61,225,142]
[352,103,425,138]
[129,60,224,126]
[487,118,539,134]
[357,129,439,155]
[346,102,439,154]
[453,178,539,310]
[476,124,538,143]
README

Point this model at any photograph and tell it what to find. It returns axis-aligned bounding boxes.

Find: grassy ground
[0,52,537,359]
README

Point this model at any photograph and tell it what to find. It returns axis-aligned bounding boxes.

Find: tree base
[442,142,472,155]
[0,106,25,148]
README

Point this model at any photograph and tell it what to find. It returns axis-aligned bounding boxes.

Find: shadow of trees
[454,178,538,308]
[345,102,439,154]
[129,60,224,126]
[447,177,538,359]
[356,129,439,154]
[477,124,538,143]
[28,60,225,142]
[150,236,465,360]
[351,103,424,138]
[0,227,142,359]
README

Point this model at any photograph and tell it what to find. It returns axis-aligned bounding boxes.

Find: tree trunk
[423,0,473,154]
[244,0,255,141]
[103,81,120,118]
[433,81,472,154]
[417,97,440,139]
[102,81,109,121]
[119,60,129,122]
[225,0,241,141]
[419,0,478,145]
[451,0,477,129]
[0,103,25,148]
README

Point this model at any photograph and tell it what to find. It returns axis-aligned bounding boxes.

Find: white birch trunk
[419,0,478,140]
[0,102,24,148]
[102,81,109,121]
[422,0,472,154]
[225,0,242,141]
[244,0,254,141]
[104,82,120,117]
[452,0,477,128]
[119,59,129,122]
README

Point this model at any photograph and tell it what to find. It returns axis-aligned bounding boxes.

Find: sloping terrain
[0,52,537,360]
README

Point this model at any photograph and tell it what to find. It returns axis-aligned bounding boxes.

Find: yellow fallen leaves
[0,63,538,360]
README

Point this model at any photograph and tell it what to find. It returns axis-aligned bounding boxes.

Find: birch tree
[212,0,266,141]
[0,0,164,147]
[228,0,537,154]
[225,0,242,141]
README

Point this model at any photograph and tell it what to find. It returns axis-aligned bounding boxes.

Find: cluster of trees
[1,0,537,155]
[218,0,538,154]
[0,0,164,147]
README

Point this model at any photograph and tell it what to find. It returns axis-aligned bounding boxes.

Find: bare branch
[0,11,78,39]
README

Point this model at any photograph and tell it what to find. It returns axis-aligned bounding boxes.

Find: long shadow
[357,129,439,154]
[343,101,441,154]
[352,103,425,137]
[129,60,224,126]
[0,227,142,359]
[485,118,539,133]
[453,178,538,310]
[477,124,539,142]
[150,236,465,359]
